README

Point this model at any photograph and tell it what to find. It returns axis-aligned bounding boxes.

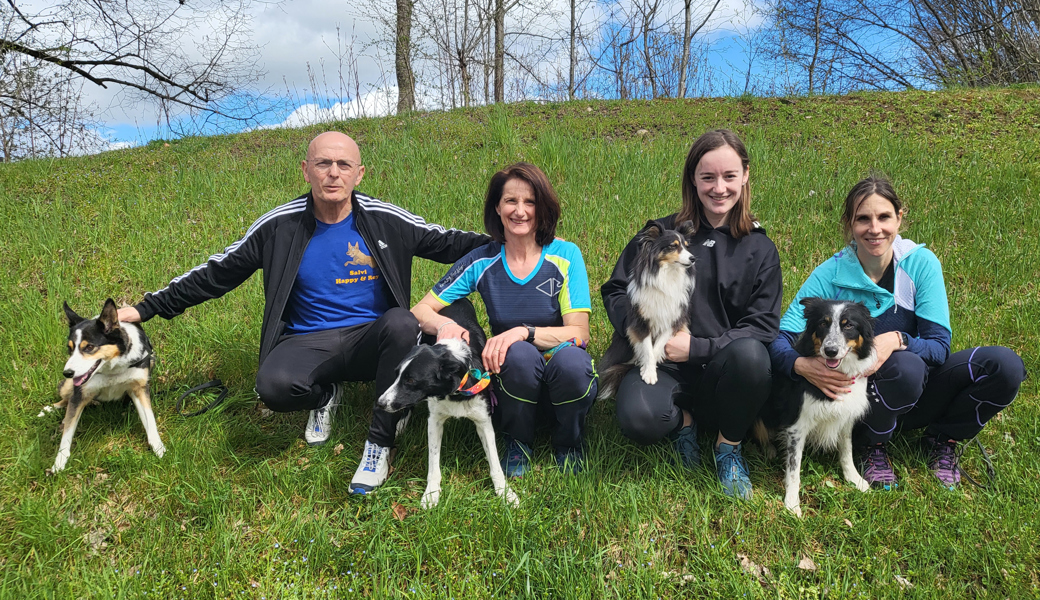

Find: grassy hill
[1,87,1038,598]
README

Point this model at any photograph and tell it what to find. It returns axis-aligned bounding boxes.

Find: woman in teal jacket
[769,176,1026,489]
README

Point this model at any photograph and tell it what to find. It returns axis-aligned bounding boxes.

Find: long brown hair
[483,162,561,246]
[678,129,756,238]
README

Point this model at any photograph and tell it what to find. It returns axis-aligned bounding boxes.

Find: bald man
[119,132,489,494]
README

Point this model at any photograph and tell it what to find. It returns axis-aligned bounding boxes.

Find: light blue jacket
[770,236,952,378]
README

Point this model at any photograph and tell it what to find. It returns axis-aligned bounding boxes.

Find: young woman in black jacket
[601,129,782,498]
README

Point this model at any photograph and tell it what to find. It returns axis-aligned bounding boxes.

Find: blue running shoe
[670,423,700,470]
[555,447,584,475]
[502,438,533,478]
[714,441,752,499]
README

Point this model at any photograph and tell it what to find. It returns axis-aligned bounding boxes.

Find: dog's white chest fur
[797,377,871,450]
[629,262,694,339]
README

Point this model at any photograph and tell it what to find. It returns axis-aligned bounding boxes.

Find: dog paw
[421,488,441,509]
[153,444,166,458]
[503,488,519,507]
[853,478,870,492]
[784,495,802,517]
[639,367,658,385]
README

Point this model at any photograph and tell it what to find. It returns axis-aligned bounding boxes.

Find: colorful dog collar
[456,368,491,396]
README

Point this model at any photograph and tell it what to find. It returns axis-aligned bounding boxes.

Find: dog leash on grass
[174,379,230,417]
[957,438,997,490]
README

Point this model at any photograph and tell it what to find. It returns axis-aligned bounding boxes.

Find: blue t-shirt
[283,213,390,334]
[431,239,592,335]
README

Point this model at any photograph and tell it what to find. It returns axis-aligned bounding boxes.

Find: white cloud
[264,87,398,128]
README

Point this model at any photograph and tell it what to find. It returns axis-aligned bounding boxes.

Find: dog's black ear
[63,302,84,327]
[99,298,119,333]
[675,219,697,241]
[799,297,824,320]
[636,222,663,246]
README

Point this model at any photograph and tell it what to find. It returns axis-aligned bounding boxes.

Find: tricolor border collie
[43,299,165,474]
[598,220,696,399]
[754,298,876,517]
[377,298,517,509]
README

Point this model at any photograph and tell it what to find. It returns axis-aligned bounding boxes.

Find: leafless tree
[677,0,721,97]
[396,0,417,112]
[1,0,266,134]
[0,46,104,160]
[765,0,1040,92]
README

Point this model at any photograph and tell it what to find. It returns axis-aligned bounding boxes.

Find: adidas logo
[378,240,388,249]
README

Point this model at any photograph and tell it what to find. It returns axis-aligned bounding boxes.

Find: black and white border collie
[598,220,696,399]
[42,299,165,474]
[377,298,517,509]
[754,298,876,517]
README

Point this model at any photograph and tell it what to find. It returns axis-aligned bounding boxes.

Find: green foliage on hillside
[1,87,1037,598]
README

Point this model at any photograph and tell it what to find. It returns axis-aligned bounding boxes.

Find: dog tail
[597,363,634,400]
[749,419,777,460]
[596,332,634,400]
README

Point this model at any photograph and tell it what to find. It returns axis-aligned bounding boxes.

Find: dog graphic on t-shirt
[344,243,375,268]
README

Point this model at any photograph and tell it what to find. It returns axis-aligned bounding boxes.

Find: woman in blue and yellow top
[769,176,1026,489]
[412,163,597,476]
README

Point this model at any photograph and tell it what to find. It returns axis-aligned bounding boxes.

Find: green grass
[1,87,1038,599]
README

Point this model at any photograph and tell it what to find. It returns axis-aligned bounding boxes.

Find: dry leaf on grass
[334,443,344,456]
[392,503,408,521]
[894,574,913,589]
[737,553,771,582]
[797,556,818,571]
[844,518,853,528]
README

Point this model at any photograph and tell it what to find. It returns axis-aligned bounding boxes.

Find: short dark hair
[679,128,756,238]
[840,175,903,245]
[483,162,561,246]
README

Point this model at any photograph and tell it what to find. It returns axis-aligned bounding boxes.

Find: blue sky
[87,0,770,149]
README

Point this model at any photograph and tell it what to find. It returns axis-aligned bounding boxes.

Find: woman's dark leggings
[853,346,1026,446]
[493,343,598,451]
[614,337,773,445]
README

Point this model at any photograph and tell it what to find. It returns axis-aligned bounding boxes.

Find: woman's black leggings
[615,337,773,445]
[853,345,1027,446]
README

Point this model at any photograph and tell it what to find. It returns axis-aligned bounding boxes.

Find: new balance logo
[702,240,716,247]
[537,278,563,297]
[378,240,388,249]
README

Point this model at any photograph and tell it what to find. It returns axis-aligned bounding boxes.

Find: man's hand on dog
[117,306,141,323]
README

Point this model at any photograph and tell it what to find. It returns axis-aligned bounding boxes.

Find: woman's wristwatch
[898,332,909,351]
[524,324,536,344]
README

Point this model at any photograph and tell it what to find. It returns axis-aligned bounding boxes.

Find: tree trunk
[395,0,416,113]
[494,0,505,102]
[679,0,692,98]
[569,0,577,99]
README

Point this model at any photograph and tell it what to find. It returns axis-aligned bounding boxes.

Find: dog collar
[455,368,491,396]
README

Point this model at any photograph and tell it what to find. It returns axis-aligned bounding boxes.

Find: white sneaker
[304,383,341,446]
[350,440,391,494]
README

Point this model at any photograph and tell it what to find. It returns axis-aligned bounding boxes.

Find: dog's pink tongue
[73,372,90,386]
[825,359,841,369]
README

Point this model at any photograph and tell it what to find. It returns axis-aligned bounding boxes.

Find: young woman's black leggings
[614,337,772,445]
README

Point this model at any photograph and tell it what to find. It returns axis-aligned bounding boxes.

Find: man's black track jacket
[134,192,490,364]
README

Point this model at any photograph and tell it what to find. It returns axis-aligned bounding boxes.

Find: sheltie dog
[43,299,164,474]
[377,298,517,509]
[598,221,696,399]
[754,298,876,517]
